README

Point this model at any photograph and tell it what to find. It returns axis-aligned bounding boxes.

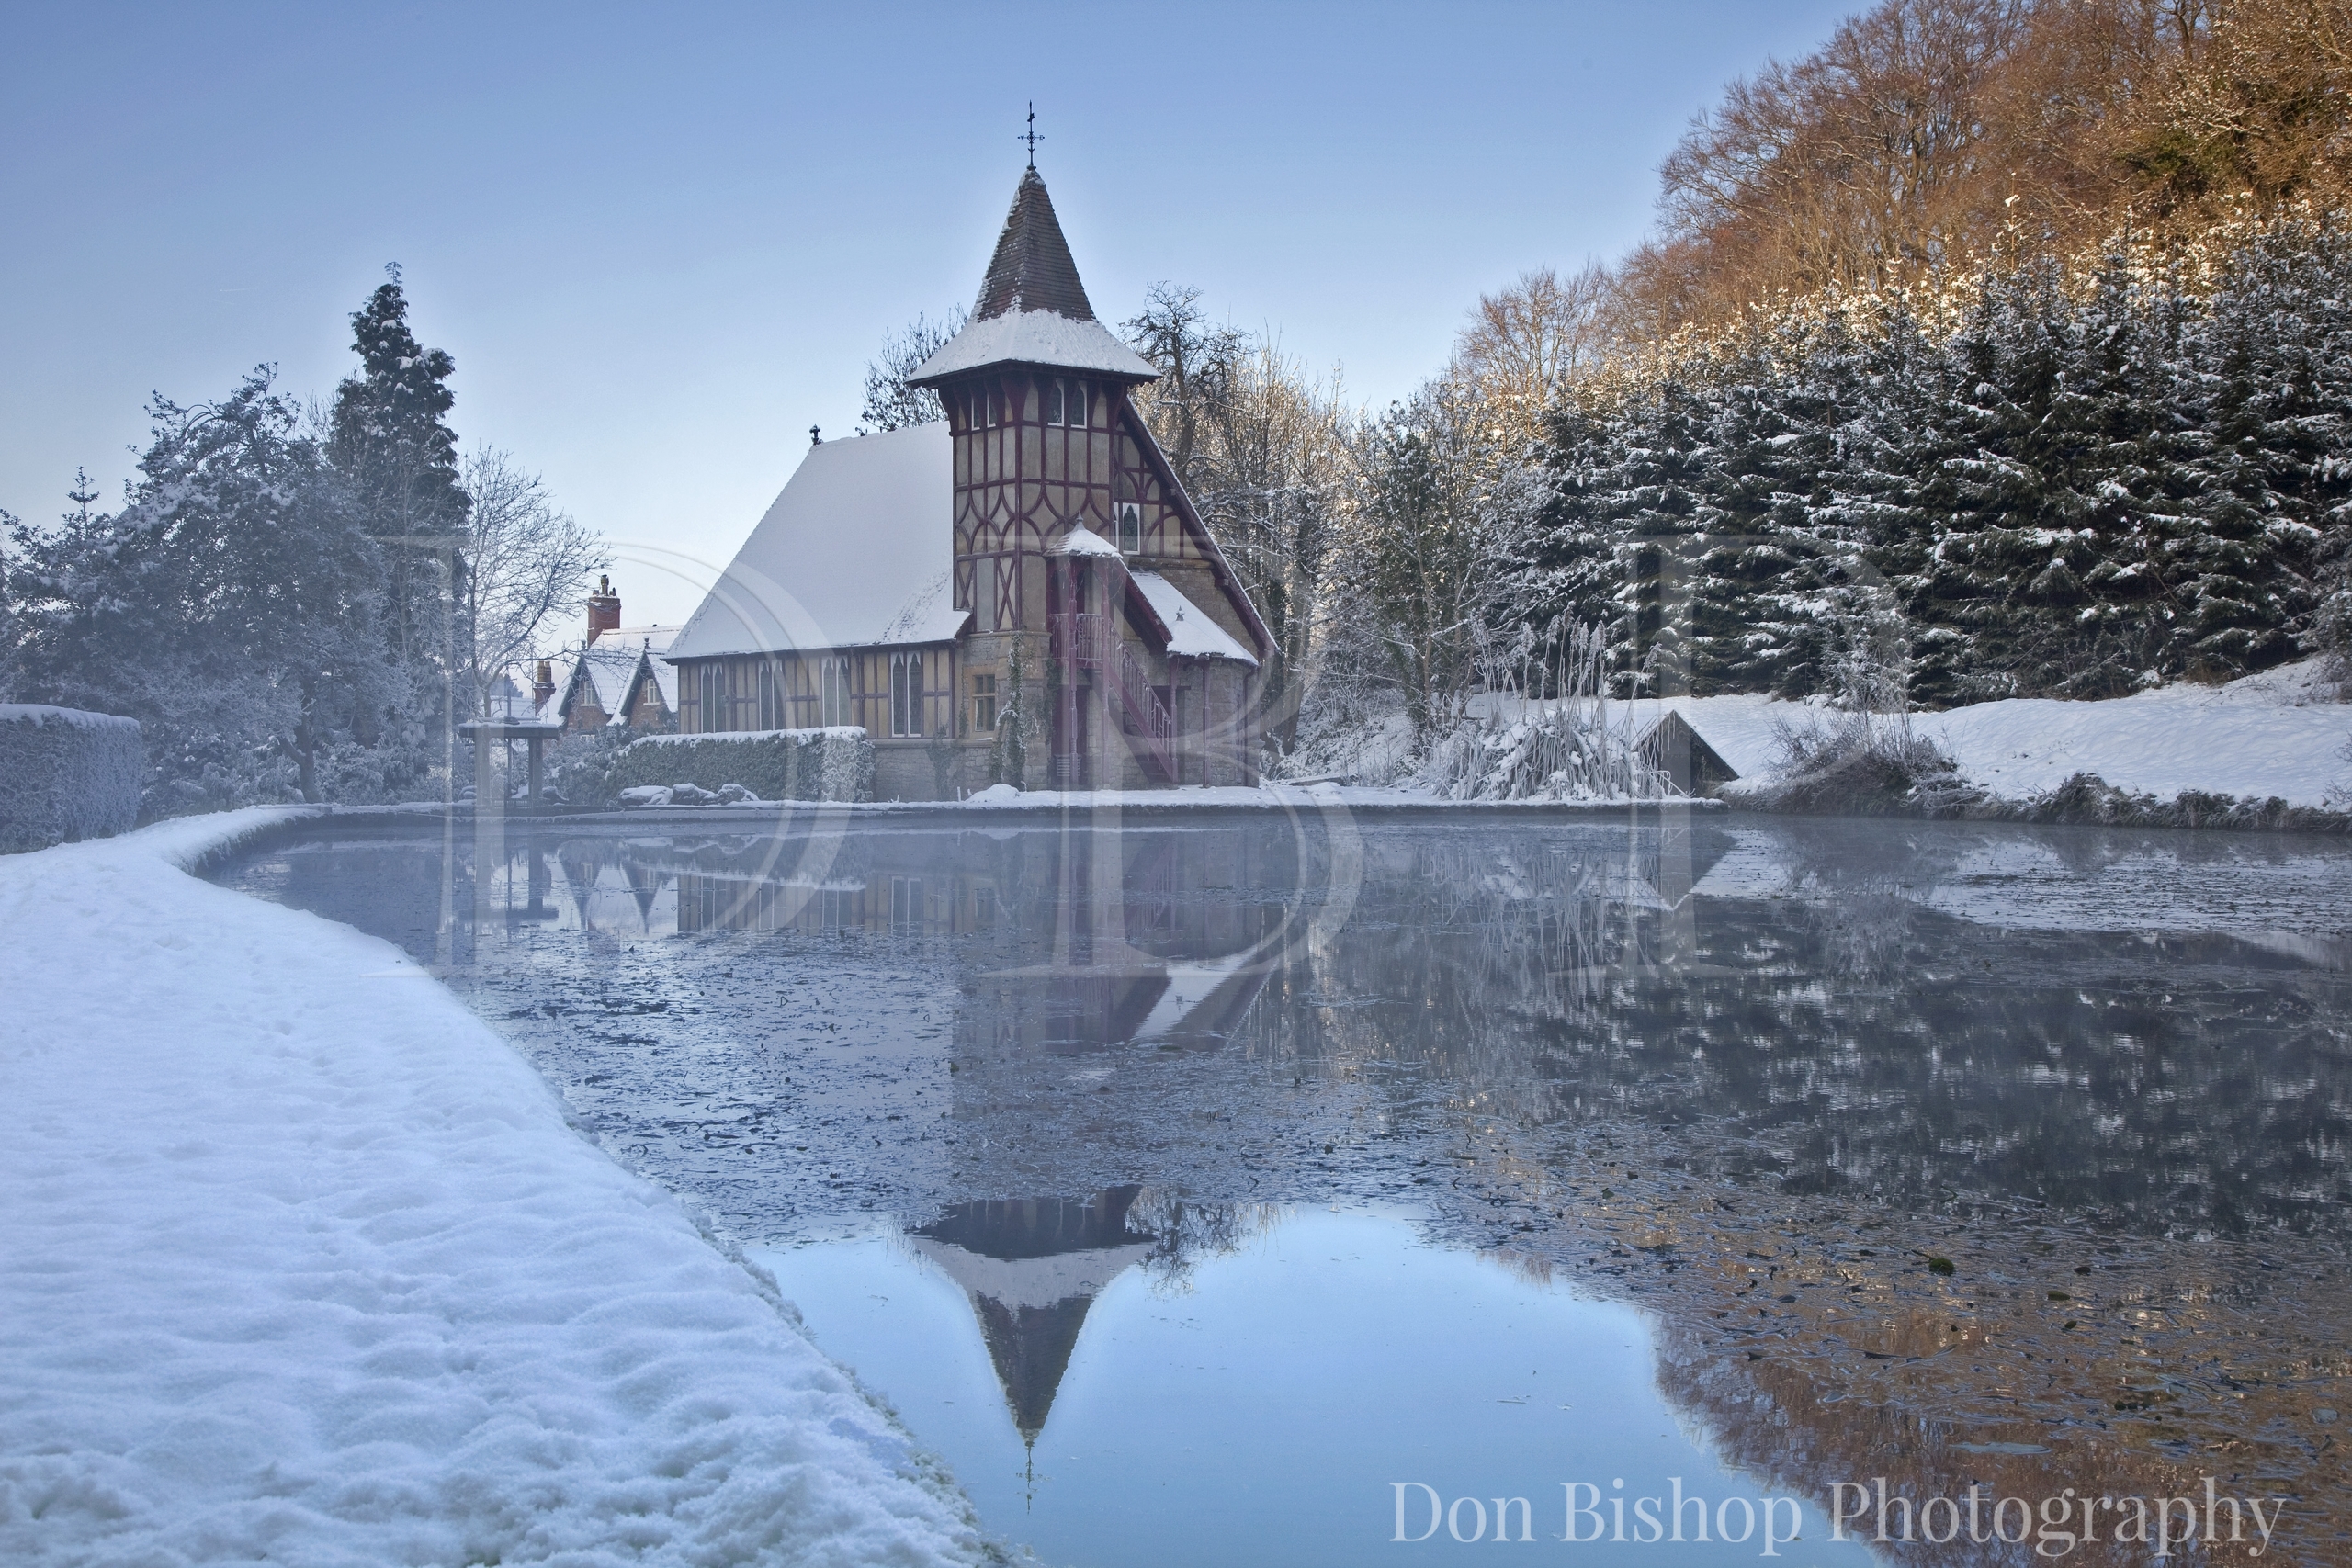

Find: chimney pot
[587,574,621,643]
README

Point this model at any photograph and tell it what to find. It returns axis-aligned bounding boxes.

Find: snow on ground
[0,810,992,1567]
[1267,662,2346,808]
[1635,660,2351,808]
[950,781,1682,811]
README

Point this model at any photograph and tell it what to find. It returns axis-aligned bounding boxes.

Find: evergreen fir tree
[2168,218,2350,675]
[1514,226,2351,713]
[1517,400,1630,671]
[1583,378,1713,695]
[327,266,469,669]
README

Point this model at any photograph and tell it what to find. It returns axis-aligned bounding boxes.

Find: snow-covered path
[0,810,991,1567]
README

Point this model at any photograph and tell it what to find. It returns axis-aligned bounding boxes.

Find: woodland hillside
[1104,0,2352,750]
[1611,0,2352,339]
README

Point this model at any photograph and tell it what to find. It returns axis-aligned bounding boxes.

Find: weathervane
[1020,102,1042,168]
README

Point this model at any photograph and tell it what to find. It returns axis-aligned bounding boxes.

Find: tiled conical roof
[975,167,1094,321]
[910,168,1157,386]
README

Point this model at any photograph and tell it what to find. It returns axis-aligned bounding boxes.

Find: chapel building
[664,164,1272,797]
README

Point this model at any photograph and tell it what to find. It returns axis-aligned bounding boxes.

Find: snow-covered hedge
[0,705,144,853]
[602,728,874,804]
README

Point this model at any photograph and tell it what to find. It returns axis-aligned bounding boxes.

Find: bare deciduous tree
[1190,343,1351,749]
[1124,286,1352,748]
[860,308,968,433]
[1452,264,1612,426]
[1124,282,1248,494]
[457,446,604,719]
[1605,0,2236,338]
[1326,379,1553,746]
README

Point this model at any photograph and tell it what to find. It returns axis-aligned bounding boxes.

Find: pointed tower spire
[910,165,1157,386]
[976,166,1094,322]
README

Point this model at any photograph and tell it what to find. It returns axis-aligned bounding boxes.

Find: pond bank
[1654,662,2351,832]
[239,787,1728,839]
[0,808,996,1567]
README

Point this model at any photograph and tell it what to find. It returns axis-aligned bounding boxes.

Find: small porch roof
[1128,570,1259,667]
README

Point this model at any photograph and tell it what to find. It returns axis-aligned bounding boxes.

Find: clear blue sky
[2,1,1857,627]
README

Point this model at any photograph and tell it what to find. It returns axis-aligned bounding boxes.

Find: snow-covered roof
[0,704,140,732]
[646,653,678,715]
[1130,570,1260,666]
[911,308,1156,383]
[571,645,641,719]
[910,166,1158,386]
[668,423,969,660]
[1048,523,1123,558]
[596,625,678,655]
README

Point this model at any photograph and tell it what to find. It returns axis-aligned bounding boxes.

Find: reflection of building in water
[552,842,679,937]
[650,825,1292,1050]
[909,1188,1155,1443]
[908,1189,1278,1449]
[517,819,1721,1055]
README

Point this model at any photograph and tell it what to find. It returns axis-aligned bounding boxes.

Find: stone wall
[0,705,144,853]
[606,728,874,803]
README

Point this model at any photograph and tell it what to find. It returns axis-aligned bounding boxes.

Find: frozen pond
[752,1206,1869,1564]
[220,807,2352,1564]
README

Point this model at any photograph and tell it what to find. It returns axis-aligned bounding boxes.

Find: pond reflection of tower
[967,821,1292,1054]
[909,1188,1155,1472]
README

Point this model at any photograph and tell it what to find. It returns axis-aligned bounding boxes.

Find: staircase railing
[1049,612,1174,781]
[1111,638,1174,779]
[1051,611,1110,672]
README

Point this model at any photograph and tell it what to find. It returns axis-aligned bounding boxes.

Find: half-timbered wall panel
[676,648,957,737]
[935,368,1262,787]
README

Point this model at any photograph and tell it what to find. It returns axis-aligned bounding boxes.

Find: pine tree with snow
[1682,329,1865,697]
[1555,377,1717,696]
[327,267,469,669]
[1502,221,2352,715]
[2166,217,2350,677]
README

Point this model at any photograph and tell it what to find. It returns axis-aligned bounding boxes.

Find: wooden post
[470,727,502,954]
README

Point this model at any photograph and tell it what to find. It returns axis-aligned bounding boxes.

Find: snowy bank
[0,810,992,1567]
[506,783,1722,819]
[1641,661,2352,813]
[1272,664,2348,823]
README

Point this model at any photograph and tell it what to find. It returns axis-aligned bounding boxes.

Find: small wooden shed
[1636,711,1739,795]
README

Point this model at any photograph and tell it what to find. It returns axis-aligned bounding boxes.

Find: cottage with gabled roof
[665,164,1272,797]
[547,576,681,735]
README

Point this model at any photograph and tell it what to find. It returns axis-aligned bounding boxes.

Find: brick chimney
[533,659,556,709]
[586,574,621,642]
